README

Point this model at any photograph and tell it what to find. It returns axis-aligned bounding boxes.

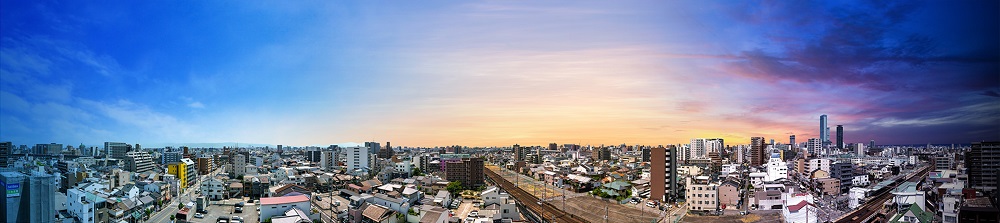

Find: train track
[833,166,930,223]
[484,167,589,223]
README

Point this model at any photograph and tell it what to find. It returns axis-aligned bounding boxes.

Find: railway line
[833,165,930,223]
[485,166,589,223]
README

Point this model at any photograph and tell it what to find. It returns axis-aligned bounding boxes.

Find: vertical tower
[789,135,796,149]
[650,146,678,202]
[750,137,766,166]
[820,115,828,146]
[836,125,844,149]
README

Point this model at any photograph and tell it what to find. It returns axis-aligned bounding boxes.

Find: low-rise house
[718,180,740,210]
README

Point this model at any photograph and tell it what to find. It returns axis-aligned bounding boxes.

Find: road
[148,167,224,223]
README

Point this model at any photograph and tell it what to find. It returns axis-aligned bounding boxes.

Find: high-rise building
[966,142,1000,193]
[855,143,866,157]
[513,144,526,162]
[690,139,707,159]
[162,151,182,164]
[789,135,796,149]
[650,146,679,202]
[641,147,651,162]
[33,143,62,155]
[197,157,214,175]
[807,138,821,157]
[306,150,322,162]
[320,150,336,171]
[592,147,611,161]
[750,137,766,166]
[445,157,484,188]
[836,125,844,149]
[104,142,131,159]
[346,146,371,175]
[1,171,56,223]
[869,140,875,150]
[820,115,829,146]
[124,151,154,173]
[548,143,557,151]
[231,153,247,177]
[364,142,381,154]
[0,142,11,168]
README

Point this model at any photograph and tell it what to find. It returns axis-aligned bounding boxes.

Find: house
[889,204,933,223]
[260,195,312,222]
[481,187,510,206]
[782,193,818,223]
[200,178,226,200]
[360,203,397,223]
[433,190,451,208]
[718,180,740,210]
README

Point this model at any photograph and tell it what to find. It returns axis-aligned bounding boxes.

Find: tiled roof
[260,195,309,205]
[787,200,813,212]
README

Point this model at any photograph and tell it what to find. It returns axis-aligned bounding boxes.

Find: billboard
[0,179,19,198]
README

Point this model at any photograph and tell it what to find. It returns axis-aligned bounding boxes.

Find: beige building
[718,180,740,210]
[686,176,719,212]
[815,177,841,196]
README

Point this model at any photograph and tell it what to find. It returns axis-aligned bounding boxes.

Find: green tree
[263,218,272,223]
[170,215,175,221]
[446,181,463,194]
[178,203,184,210]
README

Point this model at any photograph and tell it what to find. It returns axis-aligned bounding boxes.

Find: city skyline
[1,1,998,147]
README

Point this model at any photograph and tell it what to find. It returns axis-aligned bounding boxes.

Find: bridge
[833,165,930,223]
[484,166,589,223]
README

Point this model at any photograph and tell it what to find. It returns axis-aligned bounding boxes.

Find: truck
[196,196,207,213]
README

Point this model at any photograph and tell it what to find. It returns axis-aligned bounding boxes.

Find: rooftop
[260,195,310,206]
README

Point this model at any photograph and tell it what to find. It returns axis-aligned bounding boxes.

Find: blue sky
[1,0,997,147]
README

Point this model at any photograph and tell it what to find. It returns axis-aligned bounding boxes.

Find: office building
[855,143,866,157]
[869,140,876,150]
[1,171,56,223]
[124,151,154,173]
[691,139,707,159]
[346,146,371,175]
[513,144,527,162]
[104,142,131,159]
[445,157,484,188]
[364,142,381,154]
[592,147,611,161]
[548,143,557,151]
[751,137,766,166]
[0,142,11,168]
[641,147,651,162]
[306,150,322,162]
[197,157,214,175]
[820,114,829,146]
[966,141,1000,193]
[836,125,844,149]
[161,151,182,164]
[650,146,679,202]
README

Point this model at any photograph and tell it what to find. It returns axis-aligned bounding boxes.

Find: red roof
[260,195,310,205]
[787,200,814,212]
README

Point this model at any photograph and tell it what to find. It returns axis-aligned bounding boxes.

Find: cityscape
[1,1,998,223]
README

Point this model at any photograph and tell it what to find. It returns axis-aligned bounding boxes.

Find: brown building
[750,137,766,166]
[197,157,214,175]
[592,147,611,161]
[815,177,840,196]
[445,157,484,188]
[718,180,740,210]
[650,146,678,202]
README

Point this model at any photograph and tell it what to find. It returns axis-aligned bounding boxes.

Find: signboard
[1,179,20,198]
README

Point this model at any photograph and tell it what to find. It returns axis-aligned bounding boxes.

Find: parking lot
[193,198,259,223]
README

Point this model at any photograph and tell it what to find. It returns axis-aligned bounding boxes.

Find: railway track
[833,166,930,223]
[485,167,589,223]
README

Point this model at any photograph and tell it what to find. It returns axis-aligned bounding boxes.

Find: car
[235,207,243,213]
[194,213,205,218]
[235,202,245,207]
[469,211,478,217]
[231,216,243,221]
[198,209,209,214]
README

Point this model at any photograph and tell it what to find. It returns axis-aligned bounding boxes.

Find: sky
[0,0,997,147]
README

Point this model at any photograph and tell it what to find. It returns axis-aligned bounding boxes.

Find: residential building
[815,178,841,196]
[124,151,154,173]
[321,150,336,171]
[592,147,611,161]
[168,159,197,189]
[686,176,718,212]
[232,153,246,177]
[161,151,181,164]
[934,155,953,170]
[806,138,821,158]
[650,146,679,202]
[445,157,484,188]
[765,153,788,182]
[718,180,740,210]
[67,188,110,223]
[259,195,312,222]
[0,142,11,168]
[967,141,1000,193]
[836,125,844,149]
[346,146,372,175]
[196,157,213,175]
[751,137,766,166]
[200,178,226,200]
[830,162,854,194]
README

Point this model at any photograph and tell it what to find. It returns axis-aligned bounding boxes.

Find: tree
[477,185,487,191]
[178,203,184,210]
[170,215,175,221]
[263,218,272,223]
[412,168,424,176]
[446,181,463,194]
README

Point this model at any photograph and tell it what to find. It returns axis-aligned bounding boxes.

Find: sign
[1,179,19,198]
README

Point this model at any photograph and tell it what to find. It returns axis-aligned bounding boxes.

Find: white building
[765,153,788,182]
[806,159,832,174]
[783,193,817,223]
[721,164,739,175]
[67,188,107,223]
[124,151,154,173]
[892,182,925,212]
[855,143,866,157]
[232,154,247,177]
[690,139,707,159]
[852,175,870,187]
[346,146,371,175]
[848,187,869,209]
[320,151,336,171]
[749,172,767,187]
[481,187,510,206]
[200,178,226,200]
[259,195,312,221]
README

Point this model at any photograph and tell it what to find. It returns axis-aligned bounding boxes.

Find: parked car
[194,213,204,218]
[235,207,243,213]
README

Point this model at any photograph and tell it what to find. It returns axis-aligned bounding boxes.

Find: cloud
[188,101,205,109]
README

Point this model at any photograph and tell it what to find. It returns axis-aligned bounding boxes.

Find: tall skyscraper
[650,146,678,202]
[820,115,829,146]
[750,137,766,166]
[836,125,844,149]
[869,140,875,150]
[966,141,999,193]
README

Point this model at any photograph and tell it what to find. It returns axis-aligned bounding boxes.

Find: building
[168,159,198,189]
[718,180,740,210]
[105,142,131,159]
[232,153,246,177]
[967,142,1000,193]
[320,150,336,171]
[0,142,11,168]
[807,138,821,157]
[592,147,611,161]
[650,146,679,202]
[33,143,62,155]
[259,195,312,221]
[1,171,56,223]
[124,151,154,173]
[815,178,841,196]
[751,137,766,166]
[445,157,484,188]
[686,176,719,212]
[836,125,844,149]
[830,162,854,194]
[197,157,214,175]
[346,146,372,175]
[67,188,110,223]
[306,150,322,162]
[820,115,829,146]
[641,147,651,162]
[200,178,226,200]
[789,135,796,149]
[765,153,788,182]
[691,139,707,159]
[161,151,182,164]
[513,144,527,162]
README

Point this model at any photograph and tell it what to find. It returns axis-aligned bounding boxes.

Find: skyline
[1,1,998,147]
